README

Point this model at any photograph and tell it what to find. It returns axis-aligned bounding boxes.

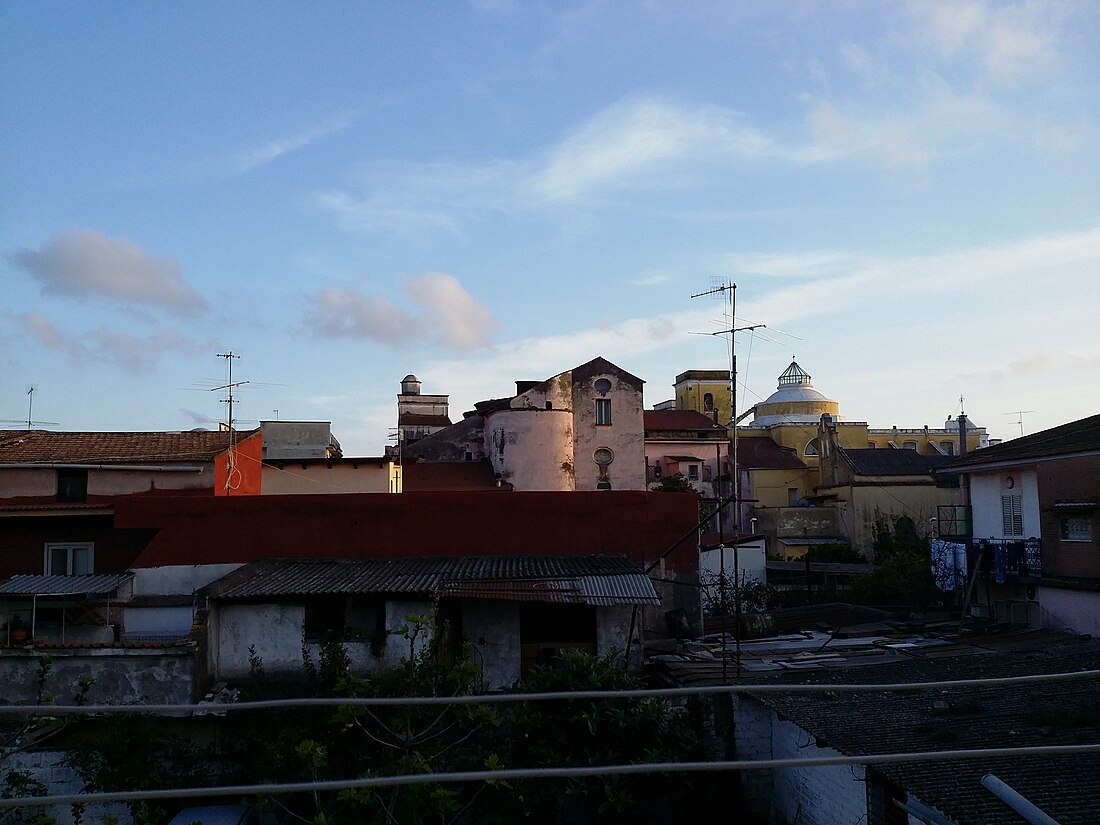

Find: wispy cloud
[234,115,353,173]
[304,272,498,351]
[11,229,207,317]
[528,98,775,201]
[909,0,1060,87]
[19,312,214,373]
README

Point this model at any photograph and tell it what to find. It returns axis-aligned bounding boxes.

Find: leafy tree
[1,656,93,825]
[849,515,943,609]
[650,473,698,494]
[498,649,717,824]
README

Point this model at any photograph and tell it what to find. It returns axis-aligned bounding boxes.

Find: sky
[2,1,1098,455]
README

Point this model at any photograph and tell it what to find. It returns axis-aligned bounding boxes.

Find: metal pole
[981,775,1062,825]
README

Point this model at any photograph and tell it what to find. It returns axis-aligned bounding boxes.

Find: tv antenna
[1,385,60,430]
[1004,410,1035,437]
[212,352,249,433]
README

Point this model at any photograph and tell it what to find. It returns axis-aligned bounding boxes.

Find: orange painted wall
[214,431,263,496]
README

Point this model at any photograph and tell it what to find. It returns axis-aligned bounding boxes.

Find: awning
[0,573,133,597]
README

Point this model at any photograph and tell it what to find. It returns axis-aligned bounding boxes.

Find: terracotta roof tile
[0,429,256,464]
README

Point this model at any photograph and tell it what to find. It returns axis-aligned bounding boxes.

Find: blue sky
[3,1,1098,454]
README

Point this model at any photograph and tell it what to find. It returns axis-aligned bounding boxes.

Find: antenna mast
[213,352,249,434]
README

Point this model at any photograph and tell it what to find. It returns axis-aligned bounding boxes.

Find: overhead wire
[3,745,1098,809]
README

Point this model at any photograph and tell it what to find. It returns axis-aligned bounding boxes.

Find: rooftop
[200,555,659,606]
[941,412,1100,471]
[0,429,254,464]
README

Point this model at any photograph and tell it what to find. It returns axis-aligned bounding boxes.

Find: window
[941,441,955,456]
[57,469,88,503]
[902,441,918,451]
[1061,518,1093,542]
[595,398,612,426]
[687,464,699,480]
[1001,494,1023,537]
[804,440,818,456]
[703,392,714,411]
[44,543,94,576]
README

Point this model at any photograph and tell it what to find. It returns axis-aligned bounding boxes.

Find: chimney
[958,413,968,457]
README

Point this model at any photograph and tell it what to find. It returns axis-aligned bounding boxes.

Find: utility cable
[3,669,1096,717]
[2,743,1098,810]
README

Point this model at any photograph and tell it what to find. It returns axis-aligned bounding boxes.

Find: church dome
[750,360,838,427]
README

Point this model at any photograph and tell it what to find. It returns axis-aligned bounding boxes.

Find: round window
[593,447,615,465]
[594,378,612,393]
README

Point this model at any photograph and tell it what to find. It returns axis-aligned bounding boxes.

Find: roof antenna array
[1,385,60,430]
[212,352,249,434]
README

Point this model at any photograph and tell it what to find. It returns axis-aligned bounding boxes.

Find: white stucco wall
[772,718,868,825]
[1036,586,1100,636]
[970,469,1040,539]
[0,466,211,497]
[261,463,400,494]
[214,598,433,681]
[572,372,646,491]
[486,408,575,491]
[132,564,244,596]
[123,605,195,635]
[0,467,57,496]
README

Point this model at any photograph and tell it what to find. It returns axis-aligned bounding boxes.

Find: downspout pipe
[982,774,1061,825]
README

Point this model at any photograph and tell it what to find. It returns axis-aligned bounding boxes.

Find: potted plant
[8,615,31,643]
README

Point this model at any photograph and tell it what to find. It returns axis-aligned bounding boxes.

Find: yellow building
[671,370,733,426]
[668,359,989,559]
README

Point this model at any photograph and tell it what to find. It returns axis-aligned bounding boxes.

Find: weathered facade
[403,357,647,491]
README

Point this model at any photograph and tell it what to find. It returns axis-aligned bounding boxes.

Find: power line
[4,669,1096,717]
[3,743,1098,810]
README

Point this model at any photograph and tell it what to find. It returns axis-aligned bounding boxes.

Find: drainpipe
[982,774,1061,825]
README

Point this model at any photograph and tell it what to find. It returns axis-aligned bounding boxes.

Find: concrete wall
[1037,586,1100,636]
[132,564,243,596]
[731,697,870,825]
[212,599,433,681]
[463,599,521,689]
[122,605,195,636]
[0,466,210,497]
[261,462,399,495]
[6,751,131,825]
[772,717,868,825]
[3,649,196,706]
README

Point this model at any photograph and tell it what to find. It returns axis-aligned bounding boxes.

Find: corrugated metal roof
[200,556,658,605]
[0,573,133,596]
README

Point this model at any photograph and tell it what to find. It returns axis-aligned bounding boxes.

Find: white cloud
[529,98,775,201]
[908,0,1061,87]
[234,115,352,173]
[19,312,213,372]
[305,273,498,351]
[11,229,207,317]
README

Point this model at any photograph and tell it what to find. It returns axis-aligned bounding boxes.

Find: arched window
[703,392,714,411]
[804,440,818,456]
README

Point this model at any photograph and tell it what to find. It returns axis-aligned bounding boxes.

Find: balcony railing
[971,538,1042,581]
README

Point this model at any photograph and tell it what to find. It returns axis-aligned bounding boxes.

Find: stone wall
[3,648,196,706]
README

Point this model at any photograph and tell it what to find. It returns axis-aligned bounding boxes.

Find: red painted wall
[1039,454,1100,580]
[214,431,263,496]
[0,515,157,580]
[116,491,700,573]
